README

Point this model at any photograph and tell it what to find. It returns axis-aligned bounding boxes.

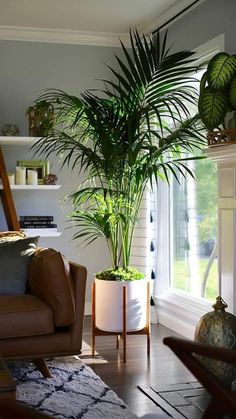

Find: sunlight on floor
[80,339,109,365]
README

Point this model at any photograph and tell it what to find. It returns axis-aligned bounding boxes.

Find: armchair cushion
[28,248,76,327]
[0,294,54,338]
[0,236,39,295]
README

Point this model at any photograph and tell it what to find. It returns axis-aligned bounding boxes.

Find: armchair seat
[0,295,54,339]
[0,233,87,377]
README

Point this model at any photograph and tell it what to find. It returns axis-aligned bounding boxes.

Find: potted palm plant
[198,52,236,145]
[33,30,206,333]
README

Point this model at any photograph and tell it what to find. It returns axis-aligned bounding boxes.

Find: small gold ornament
[44,173,57,185]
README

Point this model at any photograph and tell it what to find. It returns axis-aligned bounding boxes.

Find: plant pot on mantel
[207,128,236,147]
[95,277,148,332]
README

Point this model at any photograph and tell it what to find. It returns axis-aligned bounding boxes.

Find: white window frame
[153,34,225,338]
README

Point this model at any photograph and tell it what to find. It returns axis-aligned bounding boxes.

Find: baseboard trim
[157,311,195,339]
[84,302,91,316]
[153,292,212,339]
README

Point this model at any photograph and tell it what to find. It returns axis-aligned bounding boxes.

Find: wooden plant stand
[91,281,150,363]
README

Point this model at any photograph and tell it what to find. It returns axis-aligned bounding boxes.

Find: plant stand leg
[116,334,120,349]
[147,329,151,357]
[122,285,127,363]
[92,282,96,357]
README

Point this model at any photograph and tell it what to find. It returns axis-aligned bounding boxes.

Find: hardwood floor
[81,316,194,417]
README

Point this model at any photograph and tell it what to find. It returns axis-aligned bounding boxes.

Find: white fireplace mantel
[206,143,236,163]
[205,143,236,314]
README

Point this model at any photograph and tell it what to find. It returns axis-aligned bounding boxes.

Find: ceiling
[0,0,200,46]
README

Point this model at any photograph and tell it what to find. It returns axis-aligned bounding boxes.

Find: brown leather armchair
[0,246,87,377]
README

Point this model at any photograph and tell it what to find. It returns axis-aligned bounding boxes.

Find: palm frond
[31,29,206,269]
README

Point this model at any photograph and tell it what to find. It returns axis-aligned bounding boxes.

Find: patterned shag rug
[8,357,137,419]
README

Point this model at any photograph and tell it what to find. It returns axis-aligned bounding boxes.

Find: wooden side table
[0,357,16,400]
[92,281,151,362]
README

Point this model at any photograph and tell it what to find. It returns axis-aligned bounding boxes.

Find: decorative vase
[95,278,148,332]
[2,124,20,136]
[194,296,236,388]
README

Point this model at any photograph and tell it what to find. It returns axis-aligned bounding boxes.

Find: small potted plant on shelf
[26,100,53,137]
[198,52,236,146]
[33,30,206,333]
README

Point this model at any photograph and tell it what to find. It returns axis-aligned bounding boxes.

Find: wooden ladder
[0,146,20,231]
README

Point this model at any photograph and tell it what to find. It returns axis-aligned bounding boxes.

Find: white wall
[0,40,121,312]
[163,0,236,53]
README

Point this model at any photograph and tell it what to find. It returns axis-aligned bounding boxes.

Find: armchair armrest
[28,249,85,328]
[69,261,87,352]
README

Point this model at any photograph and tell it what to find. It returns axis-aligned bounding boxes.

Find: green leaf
[198,87,228,130]
[199,71,208,94]
[96,266,144,281]
[229,75,236,109]
[207,52,236,90]
[31,30,207,269]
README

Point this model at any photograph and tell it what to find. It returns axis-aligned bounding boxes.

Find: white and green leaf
[207,52,236,91]
[198,87,228,130]
[229,75,236,108]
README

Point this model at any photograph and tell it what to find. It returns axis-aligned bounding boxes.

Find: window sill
[153,290,212,339]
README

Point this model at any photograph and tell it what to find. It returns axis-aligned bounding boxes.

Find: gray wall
[164,0,235,53]
[0,40,120,312]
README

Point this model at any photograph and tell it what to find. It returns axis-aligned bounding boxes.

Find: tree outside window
[171,155,218,301]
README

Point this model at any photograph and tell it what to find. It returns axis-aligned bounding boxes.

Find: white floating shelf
[22,230,62,237]
[0,136,39,145]
[0,185,61,190]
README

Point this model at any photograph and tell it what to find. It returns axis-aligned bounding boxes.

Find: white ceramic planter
[95,278,148,332]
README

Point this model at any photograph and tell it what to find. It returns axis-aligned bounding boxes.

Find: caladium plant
[198,52,236,130]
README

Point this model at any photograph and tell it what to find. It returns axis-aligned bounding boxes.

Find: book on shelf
[20,216,58,234]
[20,216,54,222]
[20,222,57,229]
[22,228,58,235]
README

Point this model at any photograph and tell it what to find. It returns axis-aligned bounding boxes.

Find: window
[170,156,218,301]
[152,34,225,338]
